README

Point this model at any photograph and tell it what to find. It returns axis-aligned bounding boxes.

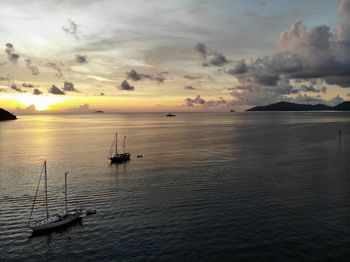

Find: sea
[0,112,350,261]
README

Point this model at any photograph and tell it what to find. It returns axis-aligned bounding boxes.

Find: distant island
[230,109,235,112]
[246,101,350,111]
[0,108,17,121]
[94,110,104,113]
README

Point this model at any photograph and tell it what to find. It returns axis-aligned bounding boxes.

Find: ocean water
[0,112,350,261]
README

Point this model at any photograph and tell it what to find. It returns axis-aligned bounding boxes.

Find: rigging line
[108,140,115,159]
[28,162,45,226]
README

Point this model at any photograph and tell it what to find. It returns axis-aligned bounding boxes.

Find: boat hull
[110,153,130,164]
[30,212,81,234]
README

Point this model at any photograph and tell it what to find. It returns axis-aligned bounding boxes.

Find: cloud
[126,69,143,81]
[184,75,202,80]
[226,60,247,75]
[64,103,90,113]
[194,43,208,59]
[22,83,34,88]
[49,85,65,95]
[10,83,23,93]
[184,95,229,107]
[328,94,344,105]
[194,43,230,67]
[184,85,196,90]
[119,80,134,91]
[46,62,63,78]
[63,81,79,92]
[225,1,350,106]
[75,54,88,64]
[0,76,10,81]
[25,59,39,75]
[100,92,105,96]
[5,43,20,64]
[33,88,43,95]
[207,52,230,66]
[125,69,166,84]
[62,20,83,40]
[0,88,6,92]
[299,85,327,93]
[15,104,37,114]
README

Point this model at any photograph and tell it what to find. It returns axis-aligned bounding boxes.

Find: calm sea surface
[1,112,350,261]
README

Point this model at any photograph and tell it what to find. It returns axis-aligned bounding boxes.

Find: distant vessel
[166,113,176,117]
[109,132,131,164]
[94,110,104,113]
[28,161,82,234]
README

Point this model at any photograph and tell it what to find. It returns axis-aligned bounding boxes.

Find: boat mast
[65,172,68,214]
[123,136,126,154]
[44,161,49,220]
[115,132,118,155]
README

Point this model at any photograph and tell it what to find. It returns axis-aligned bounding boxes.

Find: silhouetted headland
[333,101,350,111]
[246,101,350,111]
[0,108,17,121]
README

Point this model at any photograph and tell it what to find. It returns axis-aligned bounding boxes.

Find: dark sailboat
[109,132,131,164]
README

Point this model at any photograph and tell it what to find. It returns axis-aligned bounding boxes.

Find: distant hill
[0,108,17,121]
[246,101,350,111]
[333,101,350,111]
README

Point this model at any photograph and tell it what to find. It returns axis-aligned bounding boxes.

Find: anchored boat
[28,161,82,234]
[109,132,131,164]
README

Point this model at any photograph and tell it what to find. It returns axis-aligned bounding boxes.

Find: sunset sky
[1,0,350,113]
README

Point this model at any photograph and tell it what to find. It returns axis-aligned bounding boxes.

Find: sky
[0,0,350,113]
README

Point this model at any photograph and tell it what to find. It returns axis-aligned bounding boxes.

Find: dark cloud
[75,54,88,64]
[184,95,228,107]
[194,43,230,67]
[33,88,42,95]
[184,75,202,80]
[62,20,83,40]
[63,81,79,92]
[125,69,166,84]
[126,69,143,81]
[25,59,39,75]
[22,83,34,88]
[10,83,23,93]
[324,76,350,87]
[49,85,65,95]
[226,60,247,75]
[46,62,63,78]
[208,52,230,66]
[119,80,134,91]
[194,43,208,59]
[184,85,196,90]
[5,43,20,64]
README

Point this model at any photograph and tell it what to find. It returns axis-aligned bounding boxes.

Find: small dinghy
[28,161,82,234]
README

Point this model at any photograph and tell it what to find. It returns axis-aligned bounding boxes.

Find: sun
[14,94,65,111]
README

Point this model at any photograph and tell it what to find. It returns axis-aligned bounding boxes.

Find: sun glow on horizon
[4,94,66,111]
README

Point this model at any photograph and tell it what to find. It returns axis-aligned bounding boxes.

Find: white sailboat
[28,161,81,233]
